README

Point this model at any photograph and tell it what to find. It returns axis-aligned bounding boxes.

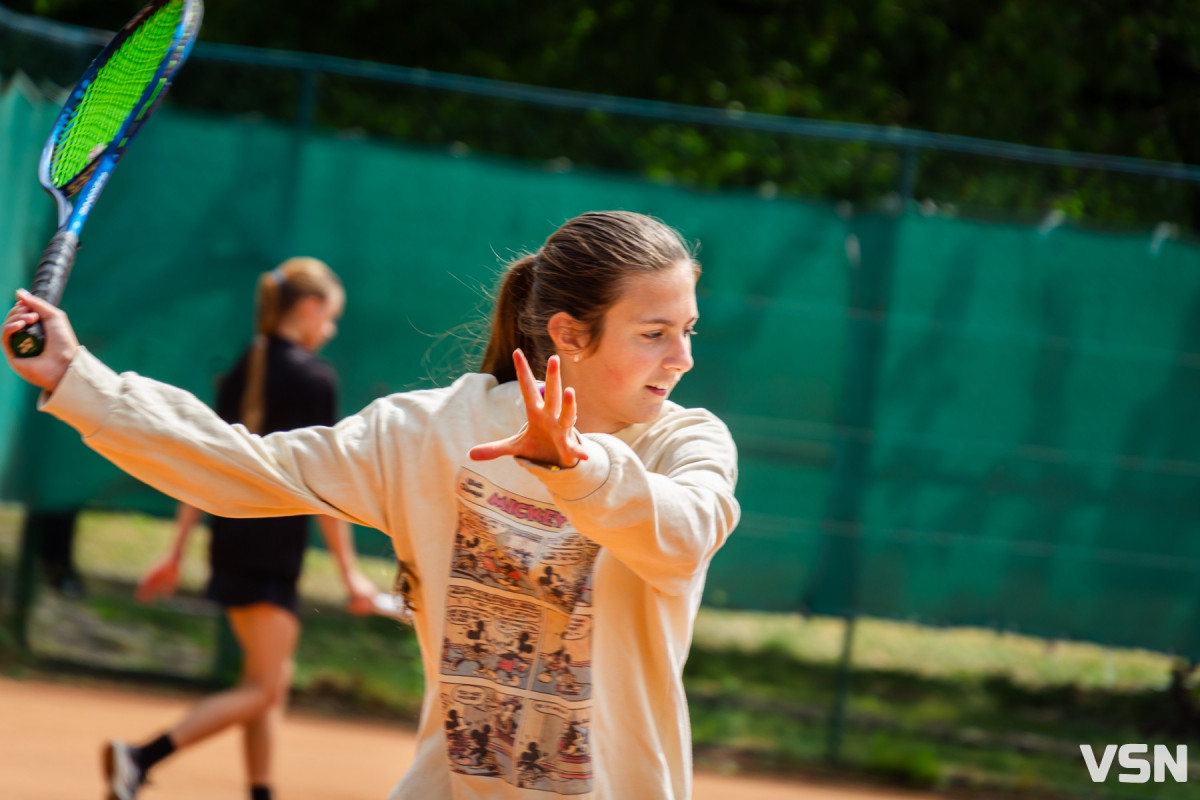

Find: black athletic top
[207,335,338,578]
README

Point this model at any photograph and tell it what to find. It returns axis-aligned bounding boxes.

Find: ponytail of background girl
[240,257,340,433]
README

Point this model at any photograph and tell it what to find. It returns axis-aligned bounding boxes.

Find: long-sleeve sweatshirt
[41,348,741,800]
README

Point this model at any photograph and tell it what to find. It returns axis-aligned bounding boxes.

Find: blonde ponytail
[239,257,341,433]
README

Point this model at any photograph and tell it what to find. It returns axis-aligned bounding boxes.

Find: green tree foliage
[8,0,1200,225]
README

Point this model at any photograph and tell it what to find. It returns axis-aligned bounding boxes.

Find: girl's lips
[646,386,667,397]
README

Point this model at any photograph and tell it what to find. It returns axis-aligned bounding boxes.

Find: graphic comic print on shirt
[440,469,598,794]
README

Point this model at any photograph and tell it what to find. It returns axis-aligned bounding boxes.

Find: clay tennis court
[0,675,948,800]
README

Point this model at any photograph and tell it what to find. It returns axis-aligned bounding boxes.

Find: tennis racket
[9,0,203,358]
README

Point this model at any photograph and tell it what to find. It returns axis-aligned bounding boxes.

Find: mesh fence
[3,23,1200,659]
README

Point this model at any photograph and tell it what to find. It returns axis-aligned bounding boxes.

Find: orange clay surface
[0,675,948,800]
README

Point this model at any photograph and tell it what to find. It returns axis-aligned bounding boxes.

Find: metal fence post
[278,68,318,253]
[8,510,40,651]
[899,146,918,202]
[823,147,916,764]
[827,613,858,764]
[297,67,318,130]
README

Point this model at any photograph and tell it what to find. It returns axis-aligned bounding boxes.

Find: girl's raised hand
[2,289,79,392]
[469,349,589,469]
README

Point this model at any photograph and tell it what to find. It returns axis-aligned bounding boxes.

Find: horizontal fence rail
[4,3,1200,184]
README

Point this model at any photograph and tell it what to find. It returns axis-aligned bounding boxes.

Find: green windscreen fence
[3,77,1199,657]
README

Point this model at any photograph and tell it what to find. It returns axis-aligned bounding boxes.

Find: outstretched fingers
[544,354,563,419]
[469,350,588,467]
[513,349,542,412]
[556,387,588,465]
[560,386,578,431]
[468,432,522,462]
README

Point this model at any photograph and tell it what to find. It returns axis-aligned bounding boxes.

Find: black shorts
[206,568,300,617]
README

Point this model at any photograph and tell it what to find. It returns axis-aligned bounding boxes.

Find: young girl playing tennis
[114,257,378,800]
[6,211,739,800]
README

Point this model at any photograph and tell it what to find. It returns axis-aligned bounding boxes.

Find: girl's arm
[471,350,739,597]
[314,515,378,615]
[39,347,394,532]
[526,412,739,597]
[135,502,203,603]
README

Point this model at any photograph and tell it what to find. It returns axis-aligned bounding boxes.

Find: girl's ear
[547,311,589,358]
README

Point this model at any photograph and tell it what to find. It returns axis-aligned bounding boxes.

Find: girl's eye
[643,328,698,340]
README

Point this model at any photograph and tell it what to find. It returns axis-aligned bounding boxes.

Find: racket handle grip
[10,231,79,359]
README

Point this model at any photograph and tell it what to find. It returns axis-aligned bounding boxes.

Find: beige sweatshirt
[42,348,740,800]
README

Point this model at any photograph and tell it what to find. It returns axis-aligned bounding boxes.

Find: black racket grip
[10,231,79,359]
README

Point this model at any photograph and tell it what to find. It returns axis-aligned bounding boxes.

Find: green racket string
[50,1,183,189]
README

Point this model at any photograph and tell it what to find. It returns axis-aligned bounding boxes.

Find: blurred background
[2,2,1200,798]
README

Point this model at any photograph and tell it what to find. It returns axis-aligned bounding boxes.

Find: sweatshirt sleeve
[520,408,740,597]
[39,348,392,531]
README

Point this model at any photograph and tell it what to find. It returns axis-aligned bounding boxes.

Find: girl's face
[562,262,698,434]
[293,287,344,352]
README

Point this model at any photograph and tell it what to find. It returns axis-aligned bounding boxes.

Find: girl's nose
[665,334,693,373]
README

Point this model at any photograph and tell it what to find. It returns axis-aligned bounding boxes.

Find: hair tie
[270,268,286,286]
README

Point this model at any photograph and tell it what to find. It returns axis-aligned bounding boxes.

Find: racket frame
[41,0,204,233]
[11,0,203,358]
